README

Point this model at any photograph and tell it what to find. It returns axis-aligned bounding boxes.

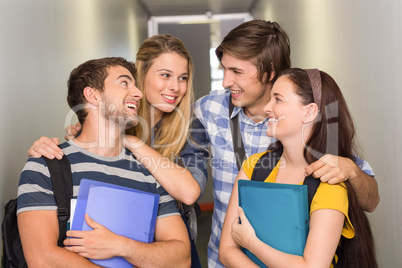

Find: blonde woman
[27,34,205,267]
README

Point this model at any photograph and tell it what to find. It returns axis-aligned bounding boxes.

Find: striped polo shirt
[17,140,179,218]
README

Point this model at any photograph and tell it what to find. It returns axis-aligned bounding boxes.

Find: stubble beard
[101,100,139,131]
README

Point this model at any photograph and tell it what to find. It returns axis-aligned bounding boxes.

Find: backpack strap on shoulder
[251,149,282,182]
[251,150,320,211]
[302,175,320,209]
[229,99,246,171]
[43,155,73,247]
[304,176,338,265]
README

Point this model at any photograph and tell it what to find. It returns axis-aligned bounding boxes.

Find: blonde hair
[127,34,194,161]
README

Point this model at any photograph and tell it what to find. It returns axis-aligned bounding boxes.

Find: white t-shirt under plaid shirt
[190,89,375,268]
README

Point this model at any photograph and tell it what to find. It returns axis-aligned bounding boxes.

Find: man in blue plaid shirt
[180,20,380,267]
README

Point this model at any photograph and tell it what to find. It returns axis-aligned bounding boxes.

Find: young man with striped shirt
[17,57,190,268]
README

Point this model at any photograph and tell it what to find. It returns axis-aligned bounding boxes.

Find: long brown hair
[271,68,377,267]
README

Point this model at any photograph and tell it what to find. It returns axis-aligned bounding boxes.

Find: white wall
[2,1,400,265]
[251,0,401,266]
[0,0,149,243]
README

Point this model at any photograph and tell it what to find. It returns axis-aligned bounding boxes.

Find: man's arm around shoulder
[348,165,380,212]
[305,155,380,212]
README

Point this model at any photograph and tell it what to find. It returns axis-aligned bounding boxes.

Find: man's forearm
[25,244,101,268]
[18,211,101,268]
[120,238,191,268]
[349,168,380,212]
[124,135,201,205]
[306,155,380,212]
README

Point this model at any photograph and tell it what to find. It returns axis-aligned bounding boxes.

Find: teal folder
[238,180,309,268]
[71,179,159,268]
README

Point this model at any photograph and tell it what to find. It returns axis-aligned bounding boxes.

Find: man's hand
[305,154,358,184]
[305,154,379,212]
[64,214,120,260]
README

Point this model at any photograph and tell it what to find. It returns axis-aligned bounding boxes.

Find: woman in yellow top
[219,68,377,267]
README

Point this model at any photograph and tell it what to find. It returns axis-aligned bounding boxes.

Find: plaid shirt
[192,90,273,267]
[182,90,374,267]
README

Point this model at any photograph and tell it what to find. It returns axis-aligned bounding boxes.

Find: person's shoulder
[59,140,89,162]
[199,89,230,101]
[251,151,269,161]
[314,182,348,208]
[59,140,78,157]
[242,151,269,170]
[195,89,230,107]
[122,148,154,177]
[21,156,47,174]
[59,141,71,150]
[195,90,230,117]
[317,181,348,194]
[20,156,50,192]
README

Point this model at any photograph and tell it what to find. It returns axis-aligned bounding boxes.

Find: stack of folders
[238,180,310,268]
[71,179,159,268]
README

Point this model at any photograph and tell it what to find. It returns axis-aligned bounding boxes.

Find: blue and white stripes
[17,140,179,219]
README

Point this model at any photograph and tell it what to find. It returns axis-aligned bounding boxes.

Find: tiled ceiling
[140,0,257,16]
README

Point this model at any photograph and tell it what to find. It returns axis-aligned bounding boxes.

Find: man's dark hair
[67,57,136,125]
[216,20,291,84]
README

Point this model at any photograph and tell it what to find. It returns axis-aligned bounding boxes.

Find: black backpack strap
[229,99,246,171]
[251,150,282,182]
[251,150,320,211]
[302,175,320,209]
[304,175,337,265]
[43,155,73,247]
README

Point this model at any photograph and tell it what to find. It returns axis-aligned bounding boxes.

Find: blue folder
[71,179,159,268]
[238,180,310,268]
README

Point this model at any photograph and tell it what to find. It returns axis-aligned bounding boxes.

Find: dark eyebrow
[118,74,133,81]
[273,92,284,98]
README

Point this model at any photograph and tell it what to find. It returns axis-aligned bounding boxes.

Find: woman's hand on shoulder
[27,136,63,160]
[65,122,81,141]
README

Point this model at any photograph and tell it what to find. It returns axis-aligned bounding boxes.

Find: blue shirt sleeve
[180,117,210,199]
[354,155,375,177]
